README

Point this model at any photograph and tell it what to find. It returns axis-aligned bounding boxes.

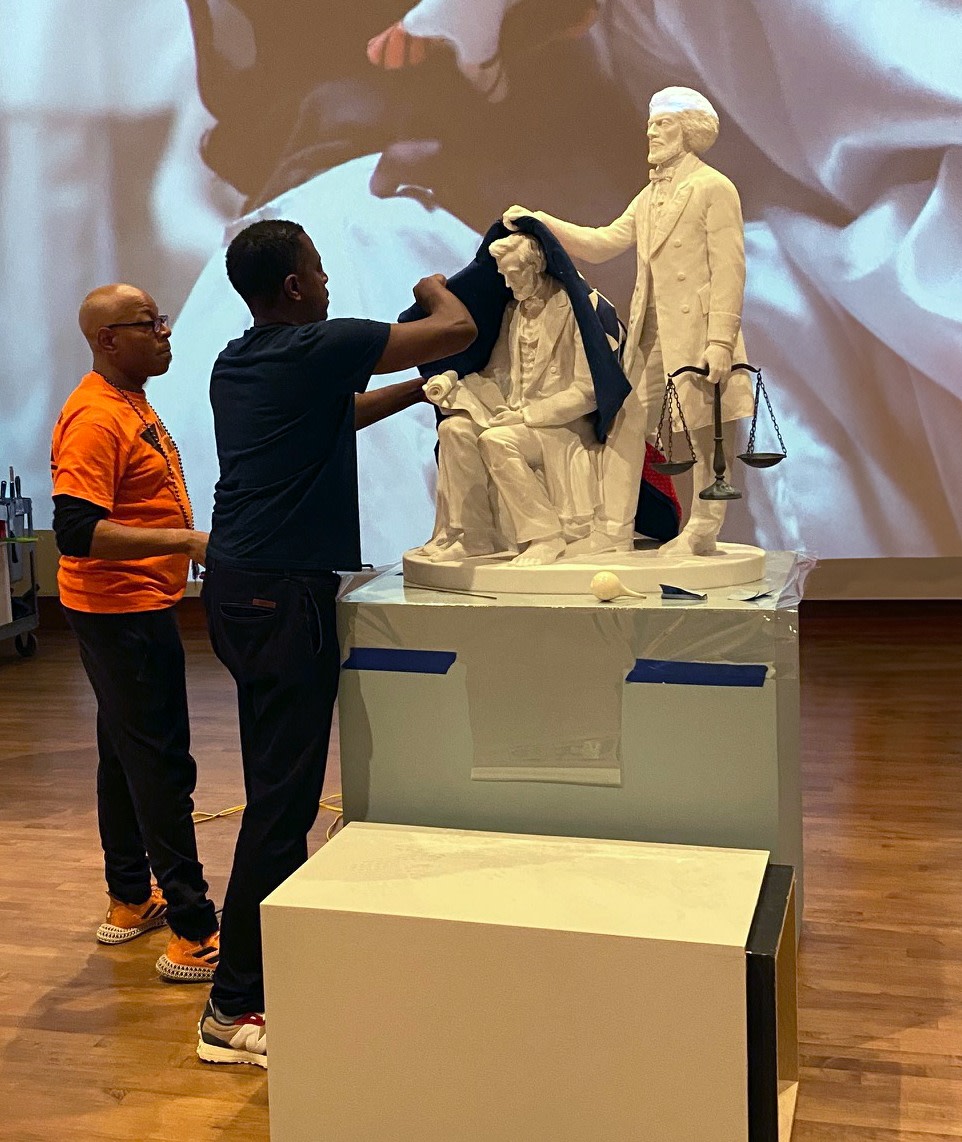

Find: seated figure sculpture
[421,232,613,566]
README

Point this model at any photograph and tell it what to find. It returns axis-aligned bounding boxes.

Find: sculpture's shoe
[565,531,619,557]
[658,526,718,558]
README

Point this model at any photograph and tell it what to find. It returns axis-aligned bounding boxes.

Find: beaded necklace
[101,375,199,577]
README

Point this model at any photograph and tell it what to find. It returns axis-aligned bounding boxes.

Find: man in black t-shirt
[197,218,475,1068]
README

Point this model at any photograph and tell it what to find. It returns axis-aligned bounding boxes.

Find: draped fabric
[397,218,631,441]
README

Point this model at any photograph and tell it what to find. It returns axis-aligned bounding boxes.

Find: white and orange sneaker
[197,1000,267,1068]
[95,885,168,944]
[156,930,220,983]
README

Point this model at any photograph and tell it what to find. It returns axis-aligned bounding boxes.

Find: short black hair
[225,219,306,305]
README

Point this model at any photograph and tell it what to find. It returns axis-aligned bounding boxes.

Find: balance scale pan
[651,460,696,475]
[738,452,785,469]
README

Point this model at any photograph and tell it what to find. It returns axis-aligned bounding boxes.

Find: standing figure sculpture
[505,86,754,555]
[423,232,607,566]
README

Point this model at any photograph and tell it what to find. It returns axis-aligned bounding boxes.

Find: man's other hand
[187,531,210,566]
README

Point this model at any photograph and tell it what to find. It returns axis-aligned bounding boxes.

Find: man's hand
[488,406,523,427]
[502,205,536,231]
[186,531,209,566]
[376,276,475,375]
[89,520,212,564]
[702,343,733,386]
[412,274,449,312]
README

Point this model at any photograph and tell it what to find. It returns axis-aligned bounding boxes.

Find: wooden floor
[0,604,960,1140]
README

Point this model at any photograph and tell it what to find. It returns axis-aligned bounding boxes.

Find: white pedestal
[262,823,798,1142]
[337,551,804,909]
[403,540,766,595]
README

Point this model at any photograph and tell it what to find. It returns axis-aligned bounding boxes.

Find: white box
[337,552,804,908]
[262,823,796,1142]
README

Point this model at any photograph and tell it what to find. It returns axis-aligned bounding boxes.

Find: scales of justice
[402,86,786,597]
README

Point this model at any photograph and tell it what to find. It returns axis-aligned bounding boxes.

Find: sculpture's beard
[648,140,684,167]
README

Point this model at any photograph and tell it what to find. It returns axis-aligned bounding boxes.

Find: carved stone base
[402,541,767,595]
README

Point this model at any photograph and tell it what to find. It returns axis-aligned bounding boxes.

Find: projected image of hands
[3,0,960,560]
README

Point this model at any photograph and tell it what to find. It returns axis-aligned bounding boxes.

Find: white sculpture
[504,86,754,556]
[421,232,604,567]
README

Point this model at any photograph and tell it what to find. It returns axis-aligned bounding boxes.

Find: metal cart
[1,494,39,657]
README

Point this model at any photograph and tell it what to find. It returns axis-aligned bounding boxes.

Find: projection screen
[1,0,960,566]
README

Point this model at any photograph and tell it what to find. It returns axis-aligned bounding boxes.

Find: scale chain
[745,370,787,457]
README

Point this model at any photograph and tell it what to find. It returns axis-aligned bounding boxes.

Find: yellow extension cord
[192,795,344,841]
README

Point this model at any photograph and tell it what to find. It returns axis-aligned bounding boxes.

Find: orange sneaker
[96,885,168,944]
[156,930,220,983]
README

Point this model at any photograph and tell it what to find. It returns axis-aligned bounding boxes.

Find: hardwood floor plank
[1,606,960,1139]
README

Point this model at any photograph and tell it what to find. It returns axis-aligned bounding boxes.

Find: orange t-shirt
[51,372,192,613]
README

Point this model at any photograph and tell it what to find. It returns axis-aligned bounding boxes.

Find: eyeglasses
[105,315,170,334]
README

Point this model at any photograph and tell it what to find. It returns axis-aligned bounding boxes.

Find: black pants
[202,561,341,1016]
[65,606,218,942]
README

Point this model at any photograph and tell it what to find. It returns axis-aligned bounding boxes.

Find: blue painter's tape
[342,647,457,675]
[626,659,767,687]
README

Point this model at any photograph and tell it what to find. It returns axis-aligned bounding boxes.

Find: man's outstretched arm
[355,378,427,429]
[373,274,476,375]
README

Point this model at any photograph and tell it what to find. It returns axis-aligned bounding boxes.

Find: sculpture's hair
[490,233,547,275]
[226,218,306,304]
[674,109,719,155]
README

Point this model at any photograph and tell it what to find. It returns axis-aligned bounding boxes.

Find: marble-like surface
[266,821,770,950]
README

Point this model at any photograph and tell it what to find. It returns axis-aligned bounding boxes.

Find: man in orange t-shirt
[50,284,219,982]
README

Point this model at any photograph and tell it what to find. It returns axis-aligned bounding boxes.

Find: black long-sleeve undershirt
[52,494,109,557]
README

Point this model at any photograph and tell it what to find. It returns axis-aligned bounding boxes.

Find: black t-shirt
[208,318,390,571]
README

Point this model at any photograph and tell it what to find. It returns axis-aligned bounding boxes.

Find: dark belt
[204,555,340,589]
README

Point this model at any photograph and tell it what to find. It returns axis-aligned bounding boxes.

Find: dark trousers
[65,606,217,942]
[202,561,341,1016]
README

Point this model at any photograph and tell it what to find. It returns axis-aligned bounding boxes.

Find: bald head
[79,283,172,389]
[78,284,153,347]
